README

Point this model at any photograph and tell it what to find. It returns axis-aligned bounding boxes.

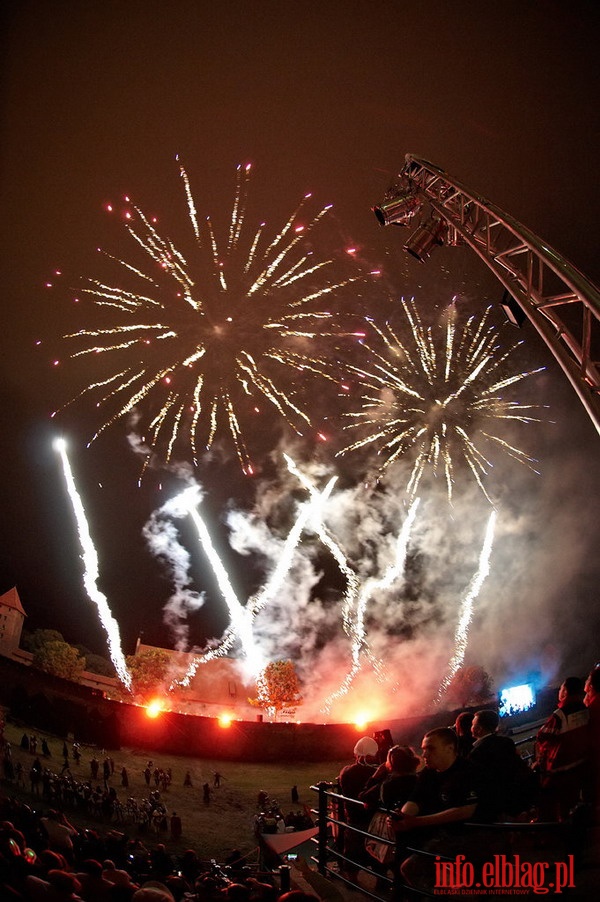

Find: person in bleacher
[389,727,480,894]
[584,665,600,823]
[535,676,590,821]
[469,708,537,820]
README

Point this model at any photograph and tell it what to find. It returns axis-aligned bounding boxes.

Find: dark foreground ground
[2,717,345,862]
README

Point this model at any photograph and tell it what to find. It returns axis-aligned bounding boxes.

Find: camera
[209,860,232,887]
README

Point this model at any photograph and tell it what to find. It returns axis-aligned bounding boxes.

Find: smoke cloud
[142,483,207,652]
[135,379,599,722]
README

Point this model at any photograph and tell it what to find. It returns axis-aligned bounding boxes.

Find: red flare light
[145,700,163,719]
[353,712,370,730]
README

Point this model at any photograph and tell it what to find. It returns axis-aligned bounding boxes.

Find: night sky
[1,2,599,718]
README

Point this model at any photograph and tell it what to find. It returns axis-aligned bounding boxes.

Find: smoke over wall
[138,379,600,722]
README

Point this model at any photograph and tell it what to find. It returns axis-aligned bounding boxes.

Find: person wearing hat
[338,736,379,806]
[336,736,379,881]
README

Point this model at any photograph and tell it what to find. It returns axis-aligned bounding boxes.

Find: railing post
[316,781,330,875]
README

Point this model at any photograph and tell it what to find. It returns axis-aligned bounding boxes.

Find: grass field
[2,718,346,863]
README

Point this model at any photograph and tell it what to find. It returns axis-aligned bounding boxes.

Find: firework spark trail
[436,509,497,703]
[283,454,360,636]
[248,465,338,715]
[163,483,249,687]
[248,467,338,618]
[184,493,265,678]
[54,438,131,689]
[172,466,338,687]
[337,299,544,505]
[321,497,420,714]
[56,164,362,473]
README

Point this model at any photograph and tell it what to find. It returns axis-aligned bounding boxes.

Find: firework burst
[337,298,545,504]
[54,163,362,473]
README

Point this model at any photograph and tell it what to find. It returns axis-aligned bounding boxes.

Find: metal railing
[310,781,576,901]
[310,781,441,899]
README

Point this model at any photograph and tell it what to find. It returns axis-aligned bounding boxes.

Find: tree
[250,660,303,720]
[122,648,171,702]
[32,639,85,681]
[75,645,116,677]
[444,665,494,708]
[21,628,66,654]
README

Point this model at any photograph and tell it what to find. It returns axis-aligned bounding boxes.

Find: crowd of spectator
[253,797,313,838]
[0,730,321,902]
[0,791,321,902]
[330,664,600,896]
[2,664,599,900]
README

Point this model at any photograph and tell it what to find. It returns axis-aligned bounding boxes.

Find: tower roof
[0,587,27,617]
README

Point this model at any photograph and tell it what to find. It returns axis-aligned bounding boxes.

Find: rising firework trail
[436,509,497,703]
[283,453,361,637]
[337,299,544,504]
[54,438,132,689]
[172,463,338,687]
[186,494,265,678]
[321,497,420,714]
[53,163,364,474]
[247,467,338,619]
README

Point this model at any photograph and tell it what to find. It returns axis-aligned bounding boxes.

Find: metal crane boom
[378,154,600,436]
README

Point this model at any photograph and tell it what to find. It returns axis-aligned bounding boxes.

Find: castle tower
[0,587,26,651]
